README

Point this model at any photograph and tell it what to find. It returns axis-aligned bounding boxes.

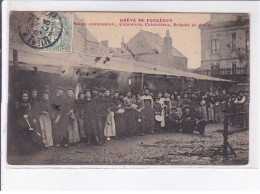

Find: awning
[9,45,234,82]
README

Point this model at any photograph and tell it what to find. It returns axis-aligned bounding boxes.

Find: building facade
[121,30,188,71]
[195,14,249,83]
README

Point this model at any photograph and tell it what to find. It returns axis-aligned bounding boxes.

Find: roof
[126,30,186,58]
[9,45,234,82]
[74,15,99,43]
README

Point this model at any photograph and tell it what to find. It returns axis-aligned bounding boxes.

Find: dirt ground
[7,123,249,165]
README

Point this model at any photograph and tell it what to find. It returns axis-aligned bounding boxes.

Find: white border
[2,0,260,190]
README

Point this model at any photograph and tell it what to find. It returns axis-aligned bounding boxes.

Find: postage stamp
[18,11,73,52]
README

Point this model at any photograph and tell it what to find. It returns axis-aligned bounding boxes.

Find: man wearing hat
[51,86,69,147]
[91,87,105,143]
[169,108,181,132]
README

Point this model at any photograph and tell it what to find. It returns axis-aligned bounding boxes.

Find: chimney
[164,29,172,54]
[121,36,125,48]
[101,40,108,47]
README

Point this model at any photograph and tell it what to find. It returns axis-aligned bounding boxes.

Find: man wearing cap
[91,87,104,143]
[51,86,69,147]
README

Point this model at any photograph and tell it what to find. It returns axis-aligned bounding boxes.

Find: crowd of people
[10,85,249,155]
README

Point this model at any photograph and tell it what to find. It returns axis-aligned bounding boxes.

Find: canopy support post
[141,73,144,90]
[13,49,18,67]
[182,78,185,92]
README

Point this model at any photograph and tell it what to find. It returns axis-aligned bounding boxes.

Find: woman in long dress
[207,92,215,123]
[51,86,69,147]
[13,90,44,154]
[158,92,165,129]
[39,91,54,147]
[112,91,126,138]
[214,91,221,123]
[134,92,144,135]
[16,110,45,154]
[172,95,183,118]
[200,96,208,121]
[140,88,155,133]
[15,90,32,118]
[75,92,86,141]
[123,91,137,136]
[66,88,80,145]
[104,111,116,141]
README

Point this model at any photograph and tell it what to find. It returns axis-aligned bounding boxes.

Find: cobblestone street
[8,123,249,165]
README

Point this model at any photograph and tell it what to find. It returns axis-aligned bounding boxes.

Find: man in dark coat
[169,108,181,132]
[91,87,104,143]
[84,90,102,145]
[194,106,207,135]
[29,89,41,134]
[181,107,195,133]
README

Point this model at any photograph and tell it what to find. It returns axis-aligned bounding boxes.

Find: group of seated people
[9,85,249,155]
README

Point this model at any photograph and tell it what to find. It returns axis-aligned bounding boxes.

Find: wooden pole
[141,73,144,91]
[223,114,229,158]
[13,49,18,67]
[13,49,19,98]
[182,78,185,93]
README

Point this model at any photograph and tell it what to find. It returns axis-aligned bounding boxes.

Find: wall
[200,23,249,70]
[134,52,187,71]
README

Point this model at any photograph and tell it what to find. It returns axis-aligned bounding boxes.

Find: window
[211,64,220,76]
[231,33,236,50]
[211,39,219,54]
[245,30,249,54]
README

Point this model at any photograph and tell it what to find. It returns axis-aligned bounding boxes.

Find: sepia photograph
[6,11,249,166]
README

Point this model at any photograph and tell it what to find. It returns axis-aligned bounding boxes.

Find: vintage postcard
[6,11,249,166]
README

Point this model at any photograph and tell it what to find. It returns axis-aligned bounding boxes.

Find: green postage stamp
[41,12,73,52]
[18,11,73,52]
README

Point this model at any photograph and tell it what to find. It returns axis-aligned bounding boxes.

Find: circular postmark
[18,12,63,49]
